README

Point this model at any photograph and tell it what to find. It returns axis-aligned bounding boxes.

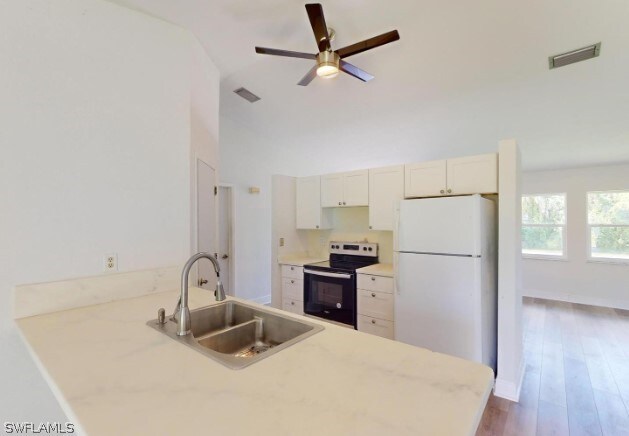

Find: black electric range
[303,241,378,328]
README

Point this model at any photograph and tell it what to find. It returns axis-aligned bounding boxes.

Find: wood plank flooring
[477,298,629,436]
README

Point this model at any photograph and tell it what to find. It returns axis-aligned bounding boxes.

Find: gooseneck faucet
[175,252,226,336]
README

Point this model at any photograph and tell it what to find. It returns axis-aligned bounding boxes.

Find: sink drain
[234,344,275,358]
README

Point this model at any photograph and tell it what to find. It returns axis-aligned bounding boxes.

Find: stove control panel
[329,241,378,257]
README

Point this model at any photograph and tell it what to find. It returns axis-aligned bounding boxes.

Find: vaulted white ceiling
[109,0,629,170]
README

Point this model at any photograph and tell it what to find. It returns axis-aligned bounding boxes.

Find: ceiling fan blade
[305,3,331,52]
[297,65,318,86]
[255,47,316,60]
[335,30,400,59]
[339,60,374,82]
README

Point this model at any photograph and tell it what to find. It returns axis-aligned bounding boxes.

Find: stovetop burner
[305,242,379,273]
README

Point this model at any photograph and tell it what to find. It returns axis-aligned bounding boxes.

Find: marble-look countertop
[17,288,493,436]
[356,263,394,277]
[277,253,327,267]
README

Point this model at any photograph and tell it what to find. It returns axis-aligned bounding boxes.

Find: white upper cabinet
[296,176,331,229]
[446,153,498,195]
[404,160,447,198]
[321,170,368,207]
[320,173,344,207]
[404,153,498,198]
[369,165,404,230]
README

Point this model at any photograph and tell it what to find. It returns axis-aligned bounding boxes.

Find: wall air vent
[549,42,601,69]
[234,87,261,103]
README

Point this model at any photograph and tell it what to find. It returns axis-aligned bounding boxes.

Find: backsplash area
[305,207,394,263]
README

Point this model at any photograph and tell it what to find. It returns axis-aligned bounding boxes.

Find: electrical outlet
[103,253,118,272]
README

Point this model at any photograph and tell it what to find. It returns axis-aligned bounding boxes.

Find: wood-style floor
[477,297,629,436]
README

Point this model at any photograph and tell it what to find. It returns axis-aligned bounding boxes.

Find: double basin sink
[147,301,324,369]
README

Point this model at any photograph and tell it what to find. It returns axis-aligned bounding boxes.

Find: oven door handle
[303,269,352,279]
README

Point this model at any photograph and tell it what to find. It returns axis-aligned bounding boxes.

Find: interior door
[218,185,232,295]
[196,159,217,291]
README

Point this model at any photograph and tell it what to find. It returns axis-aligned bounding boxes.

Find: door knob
[221,254,229,259]
[198,278,208,286]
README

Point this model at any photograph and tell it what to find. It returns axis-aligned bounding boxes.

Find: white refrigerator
[394,195,497,370]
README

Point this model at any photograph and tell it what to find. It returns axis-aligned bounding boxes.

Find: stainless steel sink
[147,300,324,369]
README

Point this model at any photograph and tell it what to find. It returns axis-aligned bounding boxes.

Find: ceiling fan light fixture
[316,51,340,79]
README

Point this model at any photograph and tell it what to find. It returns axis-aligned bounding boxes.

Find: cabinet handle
[371,277,376,281]
[343,201,346,205]
[369,226,372,229]
[291,301,295,306]
[290,267,294,271]
[447,189,452,194]
[338,202,342,205]
[440,189,445,194]
[290,280,295,284]
[371,293,376,297]
[371,319,376,324]
[316,225,319,229]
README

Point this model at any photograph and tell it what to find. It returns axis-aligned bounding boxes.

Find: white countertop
[356,263,394,277]
[277,254,326,266]
[17,288,493,436]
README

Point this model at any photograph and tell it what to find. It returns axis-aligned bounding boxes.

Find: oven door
[303,269,356,328]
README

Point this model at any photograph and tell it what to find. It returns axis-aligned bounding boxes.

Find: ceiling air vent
[549,42,601,69]
[234,87,261,103]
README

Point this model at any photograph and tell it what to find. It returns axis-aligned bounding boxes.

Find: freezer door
[398,196,481,256]
[395,253,482,362]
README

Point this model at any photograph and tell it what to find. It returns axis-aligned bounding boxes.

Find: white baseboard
[494,360,525,402]
[249,294,272,305]
[523,288,629,310]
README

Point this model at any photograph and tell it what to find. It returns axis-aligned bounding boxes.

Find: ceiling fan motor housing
[316,51,340,72]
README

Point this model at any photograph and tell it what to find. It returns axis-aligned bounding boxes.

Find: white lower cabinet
[357,315,394,339]
[281,265,304,315]
[357,273,394,339]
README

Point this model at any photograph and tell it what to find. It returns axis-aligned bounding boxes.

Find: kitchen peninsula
[16,286,493,436]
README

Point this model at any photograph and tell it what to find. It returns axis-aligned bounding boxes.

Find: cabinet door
[342,170,369,206]
[321,173,344,207]
[357,315,394,339]
[282,298,304,315]
[357,289,394,321]
[404,160,447,198]
[446,153,498,195]
[368,165,404,230]
[296,176,323,229]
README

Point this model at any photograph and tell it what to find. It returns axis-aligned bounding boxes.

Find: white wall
[495,140,524,401]
[522,163,629,309]
[0,0,218,423]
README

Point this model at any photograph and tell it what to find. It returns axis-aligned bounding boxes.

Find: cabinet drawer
[281,265,303,280]
[282,298,304,315]
[357,274,394,293]
[282,278,303,301]
[357,289,394,321]
[357,315,394,340]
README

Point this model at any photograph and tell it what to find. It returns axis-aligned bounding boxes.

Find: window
[587,191,629,262]
[521,194,566,258]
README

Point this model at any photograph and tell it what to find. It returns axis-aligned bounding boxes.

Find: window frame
[521,192,568,261]
[586,190,629,265]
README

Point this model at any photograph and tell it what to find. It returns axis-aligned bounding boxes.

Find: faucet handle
[157,308,166,324]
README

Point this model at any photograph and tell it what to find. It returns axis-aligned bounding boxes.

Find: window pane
[522,195,565,224]
[588,191,629,225]
[590,226,629,259]
[522,225,564,256]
